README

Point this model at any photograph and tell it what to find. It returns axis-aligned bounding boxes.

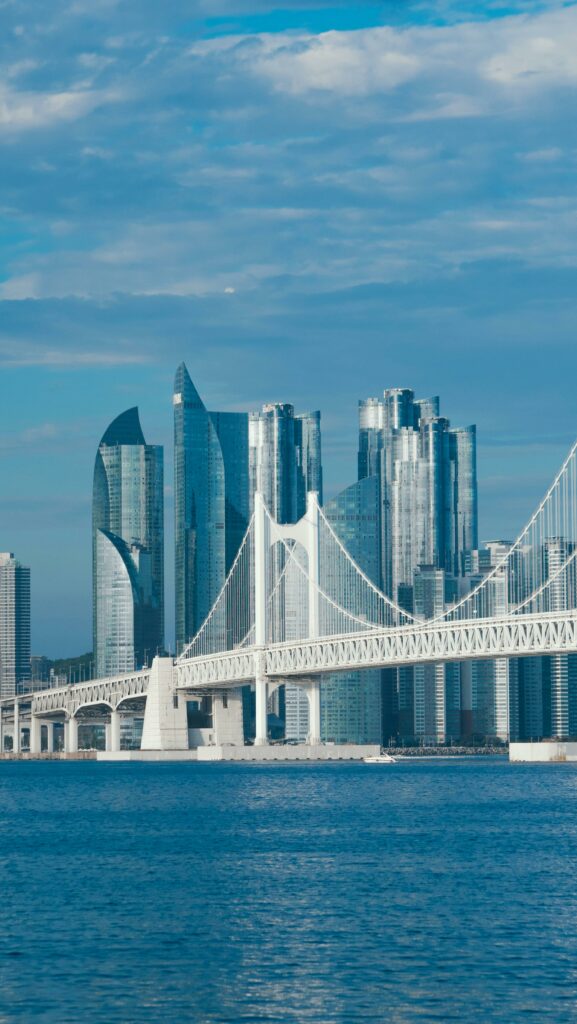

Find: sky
[1,0,577,656]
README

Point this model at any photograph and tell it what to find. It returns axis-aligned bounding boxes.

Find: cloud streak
[0,342,153,366]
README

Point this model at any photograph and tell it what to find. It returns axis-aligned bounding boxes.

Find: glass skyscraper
[359,389,478,603]
[93,408,164,677]
[321,477,382,744]
[173,363,249,654]
[506,538,577,742]
[412,565,460,743]
[0,552,31,698]
[248,403,322,522]
[359,388,478,743]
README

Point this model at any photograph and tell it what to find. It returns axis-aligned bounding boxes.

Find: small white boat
[362,752,397,764]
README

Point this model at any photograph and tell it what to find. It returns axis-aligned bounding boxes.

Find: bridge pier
[30,716,41,755]
[109,710,121,752]
[306,678,321,745]
[140,657,188,750]
[13,702,20,754]
[44,722,54,753]
[66,717,78,754]
[254,679,268,745]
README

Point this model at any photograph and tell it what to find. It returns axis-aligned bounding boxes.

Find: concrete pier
[97,743,381,763]
[510,741,577,763]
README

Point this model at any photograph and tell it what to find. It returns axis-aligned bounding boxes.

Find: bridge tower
[253,490,321,745]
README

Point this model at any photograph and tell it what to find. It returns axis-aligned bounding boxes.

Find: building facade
[173,363,250,655]
[321,476,382,745]
[93,408,164,677]
[359,388,478,744]
[358,389,478,604]
[0,553,31,698]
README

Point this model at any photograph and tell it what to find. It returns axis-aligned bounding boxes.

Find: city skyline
[3,368,575,659]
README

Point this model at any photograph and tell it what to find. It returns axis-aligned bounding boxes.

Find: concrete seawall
[98,744,381,763]
[510,741,577,763]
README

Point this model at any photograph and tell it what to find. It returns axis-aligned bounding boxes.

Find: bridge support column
[307,678,321,746]
[141,657,188,751]
[66,717,78,754]
[253,639,268,746]
[30,716,41,755]
[13,702,20,754]
[254,679,268,746]
[109,711,121,752]
[44,722,54,753]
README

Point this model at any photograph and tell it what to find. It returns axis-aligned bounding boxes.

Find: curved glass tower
[93,408,164,677]
[173,363,250,654]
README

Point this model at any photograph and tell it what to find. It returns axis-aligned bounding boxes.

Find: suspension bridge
[3,438,577,756]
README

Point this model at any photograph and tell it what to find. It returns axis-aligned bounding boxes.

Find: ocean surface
[1,757,577,1023]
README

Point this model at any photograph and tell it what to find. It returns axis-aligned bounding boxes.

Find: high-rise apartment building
[321,477,382,744]
[463,537,577,743]
[544,538,577,738]
[0,553,31,698]
[93,408,164,677]
[359,388,478,743]
[412,566,460,743]
[507,538,577,741]
[173,363,249,654]
[359,389,478,603]
[248,403,322,522]
[460,543,511,742]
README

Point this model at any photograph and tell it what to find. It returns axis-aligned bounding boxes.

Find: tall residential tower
[358,389,478,605]
[93,408,164,677]
[358,388,478,743]
[0,553,31,698]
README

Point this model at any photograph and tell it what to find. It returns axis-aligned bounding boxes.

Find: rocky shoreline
[385,746,507,757]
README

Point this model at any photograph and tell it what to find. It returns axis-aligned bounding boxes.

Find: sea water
[1,757,576,1023]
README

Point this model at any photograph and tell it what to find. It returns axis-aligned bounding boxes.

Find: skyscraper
[248,403,322,522]
[412,566,460,743]
[321,477,382,744]
[359,388,478,743]
[0,553,31,698]
[463,542,512,743]
[544,538,577,738]
[93,408,164,677]
[173,363,249,654]
[359,389,478,604]
[249,402,322,740]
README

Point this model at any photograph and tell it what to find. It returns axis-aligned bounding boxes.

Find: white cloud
[192,7,577,105]
[0,84,120,131]
[519,147,564,162]
[0,274,40,300]
[258,31,420,97]
[0,422,61,452]
[483,11,577,86]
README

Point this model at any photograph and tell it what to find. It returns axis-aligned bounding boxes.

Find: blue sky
[1,0,577,656]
